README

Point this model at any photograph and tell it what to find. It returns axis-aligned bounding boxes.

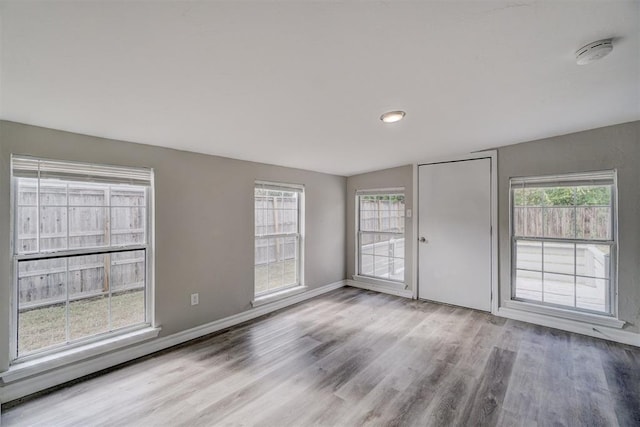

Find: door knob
[419,237,428,243]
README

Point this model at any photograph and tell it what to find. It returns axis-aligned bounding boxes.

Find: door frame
[412,150,498,314]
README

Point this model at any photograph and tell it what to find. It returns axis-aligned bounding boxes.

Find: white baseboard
[497,307,640,347]
[345,279,413,299]
[0,280,346,404]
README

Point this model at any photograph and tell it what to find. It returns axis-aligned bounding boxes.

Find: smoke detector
[575,39,613,65]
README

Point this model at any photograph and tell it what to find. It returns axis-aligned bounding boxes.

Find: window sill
[252,285,308,308]
[1,327,161,384]
[503,300,625,329]
[352,275,405,289]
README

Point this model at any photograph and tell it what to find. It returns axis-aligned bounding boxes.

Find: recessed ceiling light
[380,110,406,123]
[575,39,613,65]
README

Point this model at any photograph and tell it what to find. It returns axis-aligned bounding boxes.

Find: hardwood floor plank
[2,287,639,427]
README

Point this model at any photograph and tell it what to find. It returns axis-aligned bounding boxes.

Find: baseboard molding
[497,307,640,347]
[345,279,413,299]
[0,280,346,404]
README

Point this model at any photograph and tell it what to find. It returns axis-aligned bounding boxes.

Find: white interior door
[418,158,492,311]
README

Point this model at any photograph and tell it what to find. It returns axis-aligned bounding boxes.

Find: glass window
[357,192,405,282]
[12,156,152,358]
[254,182,302,296]
[511,172,615,315]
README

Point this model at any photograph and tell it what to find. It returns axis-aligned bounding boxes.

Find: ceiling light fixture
[575,39,613,65]
[380,110,406,123]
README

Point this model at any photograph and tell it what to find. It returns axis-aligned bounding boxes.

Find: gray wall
[0,121,347,372]
[497,121,640,333]
[346,165,414,290]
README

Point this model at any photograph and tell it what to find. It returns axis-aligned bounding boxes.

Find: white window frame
[355,188,406,285]
[253,181,305,300]
[10,156,155,363]
[508,170,618,320]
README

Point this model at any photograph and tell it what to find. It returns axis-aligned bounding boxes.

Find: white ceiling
[1,1,639,176]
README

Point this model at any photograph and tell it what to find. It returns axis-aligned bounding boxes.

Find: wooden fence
[513,206,611,239]
[16,181,146,309]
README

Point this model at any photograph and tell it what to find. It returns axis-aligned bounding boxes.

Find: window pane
[69,185,106,206]
[267,238,285,290]
[17,258,67,355]
[18,258,66,308]
[524,207,543,237]
[513,206,525,236]
[542,187,575,207]
[515,270,542,302]
[110,188,146,207]
[390,258,404,281]
[111,250,145,292]
[68,254,106,298]
[111,207,146,245]
[16,206,38,253]
[68,206,107,248]
[576,244,610,279]
[576,276,608,313]
[515,241,542,271]
[543,272,574,307]
[70,295,109,341]
[40,205,68,251]
[360,233,375,255]
[576,206,611,240]
[372,256,390,279]
[360,254,374,276]
[283,237,297,285]
[374,234,393,257]
[359,195,404,232]
[112,289,145,330]
[19,302,66,356]
[543,207,575,239]
[576,185,611,206]
[543,242,575,275]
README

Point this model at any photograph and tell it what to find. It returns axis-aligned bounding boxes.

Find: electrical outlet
[191,293,199,306]
[406,209,412,218]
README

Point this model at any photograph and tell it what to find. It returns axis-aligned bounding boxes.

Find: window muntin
[254,182,302,296]
[12,156,152,359]
[510,172,616,315]
[357,192,405,282]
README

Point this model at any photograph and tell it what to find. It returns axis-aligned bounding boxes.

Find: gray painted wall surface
[346,165,414,290]
[497,121,640,334]
[0,121,347,372]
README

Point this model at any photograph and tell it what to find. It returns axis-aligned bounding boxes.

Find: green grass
[18,290,145,356]
[255,259,297,294]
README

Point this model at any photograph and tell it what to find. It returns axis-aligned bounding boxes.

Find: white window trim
[354,188,406,287]
[0,326,161,384]
[253,181,305,300]
[9,155,156,363]
[508,170,622,326]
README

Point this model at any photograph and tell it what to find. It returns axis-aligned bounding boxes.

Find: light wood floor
[3,287,640,426]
